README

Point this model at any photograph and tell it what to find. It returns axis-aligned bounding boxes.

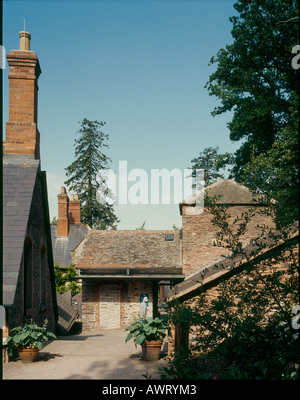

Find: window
[165,234,174,241]
[40,245,47,308]
[23,237,33,317]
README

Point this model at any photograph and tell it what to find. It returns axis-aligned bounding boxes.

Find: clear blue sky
[3,0,241,229]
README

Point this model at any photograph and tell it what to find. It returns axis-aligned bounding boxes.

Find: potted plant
[5,319,57,362]
[125,317,169,361]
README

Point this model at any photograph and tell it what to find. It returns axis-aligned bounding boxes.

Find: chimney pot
[61,186,66,194]
[68,193,81,225]
[19,31,31,51]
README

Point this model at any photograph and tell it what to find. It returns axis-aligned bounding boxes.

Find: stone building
[72,229,184,330]
[181,179,271,277]
[2,31,57,344]
[56,178,273,332]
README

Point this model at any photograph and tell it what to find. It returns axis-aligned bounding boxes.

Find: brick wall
[81,280,153,331]
[69,197,81,224]
[182,205,274,277]
[168,239,298,355]
[4,50,41,159]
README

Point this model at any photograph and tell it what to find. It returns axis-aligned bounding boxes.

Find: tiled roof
[3,157,40,305]
[180,179,266,215]
[167,221,299,302]
[73,230,182,271]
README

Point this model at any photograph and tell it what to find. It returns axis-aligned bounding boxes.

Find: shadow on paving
[64,354,168,380]
[3,326,169,380]
[63,343,169,380]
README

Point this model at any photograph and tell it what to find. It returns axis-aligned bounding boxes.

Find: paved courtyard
[2,328,168,380]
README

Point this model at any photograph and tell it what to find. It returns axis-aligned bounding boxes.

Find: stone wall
[182,205,274,277]
[82,279,154,331]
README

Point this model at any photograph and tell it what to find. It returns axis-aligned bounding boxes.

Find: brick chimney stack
[57,187,69,237]
[4,31,41,159]
[69,194,81,225]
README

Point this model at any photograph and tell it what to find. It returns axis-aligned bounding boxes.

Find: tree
[190,146,230,187]
[163,195,299,380]
[65,118,119,229]
[205,0,299,180]
[241,102,299,227]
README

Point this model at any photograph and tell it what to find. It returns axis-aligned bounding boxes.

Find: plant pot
[17,347,39,363]
[142,340,163,361]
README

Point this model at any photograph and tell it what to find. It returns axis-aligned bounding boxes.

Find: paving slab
[2,329,168,380]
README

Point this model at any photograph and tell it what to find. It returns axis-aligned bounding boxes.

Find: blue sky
[3,0,241,229]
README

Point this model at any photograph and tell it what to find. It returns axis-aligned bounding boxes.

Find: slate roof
[3,156,40,306]
[51,224,90,267]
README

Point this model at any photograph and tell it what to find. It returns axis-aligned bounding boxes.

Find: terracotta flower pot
[17,347,39,363]
[142,340,163,361]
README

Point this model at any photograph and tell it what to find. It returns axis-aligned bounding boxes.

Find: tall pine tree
[190,147,230,187]
[65,118,119,229]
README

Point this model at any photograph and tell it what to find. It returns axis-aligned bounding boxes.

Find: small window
[24,237,33,316]
[40,245,47,308]
[165,234,174,241]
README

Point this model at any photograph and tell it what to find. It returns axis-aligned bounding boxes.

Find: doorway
[99,283,121,329]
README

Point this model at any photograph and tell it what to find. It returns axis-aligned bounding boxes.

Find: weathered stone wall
[182,205,274,277]
[121,281,153,328]
[82,279,154,331]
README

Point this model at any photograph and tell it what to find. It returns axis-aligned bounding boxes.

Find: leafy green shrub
[125,317,169,346]
[54,264,81,296]
[5,319,57,357]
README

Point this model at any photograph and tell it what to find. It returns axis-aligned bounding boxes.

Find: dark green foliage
[190,147,227,186]
[125,317,169,347]
[241,104,299,227]
[166,0,299,380]
[163,196,299,380]
[5,320,57,357]
[205,0,299,181]
[65,118,119,229]
[54,264,81,296]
